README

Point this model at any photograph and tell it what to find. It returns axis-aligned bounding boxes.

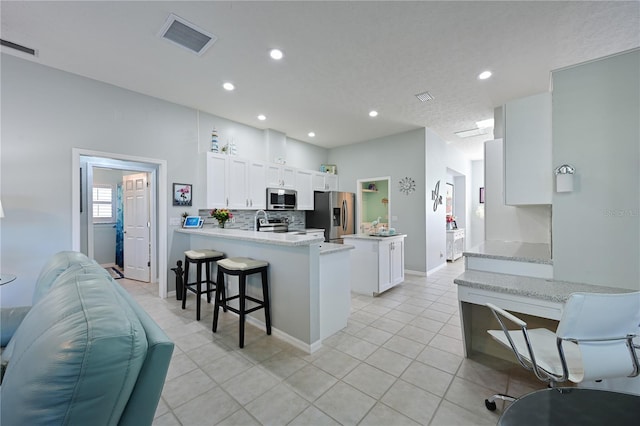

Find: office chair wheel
[485,399,497,411]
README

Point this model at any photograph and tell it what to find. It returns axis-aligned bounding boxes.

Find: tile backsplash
[197,209,306,231]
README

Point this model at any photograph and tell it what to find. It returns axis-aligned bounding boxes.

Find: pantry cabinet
[343,234,405,296]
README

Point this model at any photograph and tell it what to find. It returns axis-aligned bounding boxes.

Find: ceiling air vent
[158,14,217,56]
[415,91,434,102]
[0,39,37,56]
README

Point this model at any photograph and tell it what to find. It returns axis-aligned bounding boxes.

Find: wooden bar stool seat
[182,249,225,320]
[212,257,271,348]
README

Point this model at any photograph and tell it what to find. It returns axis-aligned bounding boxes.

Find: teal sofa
[0,251,174,426]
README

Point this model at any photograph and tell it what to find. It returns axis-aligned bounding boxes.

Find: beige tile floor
[120,260,545,425]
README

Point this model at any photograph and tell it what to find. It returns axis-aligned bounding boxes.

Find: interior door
[123,172,150,282]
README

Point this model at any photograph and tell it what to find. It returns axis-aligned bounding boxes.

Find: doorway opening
[356,176,390,234]
[71,149,168,298]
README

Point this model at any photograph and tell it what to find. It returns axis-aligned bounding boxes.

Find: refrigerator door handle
[342,199,347,231]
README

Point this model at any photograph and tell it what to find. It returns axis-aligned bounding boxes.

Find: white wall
[484,139,552,244]
[425,129,448,272]
[469,160,485,249]
[0,54,329,306]
[445,145,473,247]
[328,129,427,272]
[92,168,124,265]
[552,49,639,289]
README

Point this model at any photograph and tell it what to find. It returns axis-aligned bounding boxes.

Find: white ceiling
[2,1,638,160]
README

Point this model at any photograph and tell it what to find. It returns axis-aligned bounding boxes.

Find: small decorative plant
[446,215,457,229]
[210,209,232,228]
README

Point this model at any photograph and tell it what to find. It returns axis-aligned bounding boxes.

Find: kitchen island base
[175,229,352,353]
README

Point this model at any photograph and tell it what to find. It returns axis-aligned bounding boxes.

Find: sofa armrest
[0,306,31,347]
[111,282,174,426]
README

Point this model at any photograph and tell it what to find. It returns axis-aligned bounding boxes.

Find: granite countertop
[463,240,552,265]
[319,242,354,255]
[176,227,323,247]
[454,270,631,303]
[343,233,406,240]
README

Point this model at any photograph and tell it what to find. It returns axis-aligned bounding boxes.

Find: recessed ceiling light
[257,114,266,121]
[369,110,378,118]
[269,48,284,60]
[223,82,235,91]
[308,132,316,137]
[478,71,492,80]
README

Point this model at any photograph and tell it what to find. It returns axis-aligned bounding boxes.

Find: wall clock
[399,177,416,195]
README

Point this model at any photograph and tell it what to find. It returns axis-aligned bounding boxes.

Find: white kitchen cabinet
[206,153,266,210]
[246,160,267,209]
[343,234,405,296]
[295,169,314,210]
[227,157,249,209]
[266,164,295,189]
[206,153,229,208]
[504,92,552,205]
[313,171,339,191]
[446,228,465,261]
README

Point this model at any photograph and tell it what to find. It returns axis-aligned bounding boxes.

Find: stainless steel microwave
[266,188,297,210]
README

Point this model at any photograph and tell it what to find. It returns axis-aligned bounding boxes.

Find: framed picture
[479,187,485,204]
[173,183,192,206]
[321,164,337,174]
[445,182,454,216]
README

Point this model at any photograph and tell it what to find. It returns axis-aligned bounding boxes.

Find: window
[93,184,114,223]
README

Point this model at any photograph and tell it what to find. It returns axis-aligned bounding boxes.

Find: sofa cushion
[31,251,95,305]
[0,264,148,426]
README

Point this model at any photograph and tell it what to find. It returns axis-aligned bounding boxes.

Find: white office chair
[484,291,640,411]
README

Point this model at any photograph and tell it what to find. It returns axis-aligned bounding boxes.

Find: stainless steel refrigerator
[305,191,355,243]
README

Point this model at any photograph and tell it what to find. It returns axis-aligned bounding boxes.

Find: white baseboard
[427,263,447,276]
[243,315,321,354]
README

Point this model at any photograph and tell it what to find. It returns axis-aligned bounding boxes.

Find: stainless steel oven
[266,188,297,210]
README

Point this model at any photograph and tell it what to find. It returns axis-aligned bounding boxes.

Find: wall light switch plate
[170,217,181,226]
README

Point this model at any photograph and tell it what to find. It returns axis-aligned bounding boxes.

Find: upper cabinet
[266,164,296,189]
[206,153,228,208]
[313,171,339,191]
[504,92,552,205]
[295,169,314,210]
[207,153,338,211]
[206,153,266,209]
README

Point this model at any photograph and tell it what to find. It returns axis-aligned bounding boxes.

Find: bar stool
[212,257,271,348]
[182,249,225,320]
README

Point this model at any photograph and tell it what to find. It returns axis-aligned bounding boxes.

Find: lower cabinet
[446,229,465,261]
[344,234,405,296]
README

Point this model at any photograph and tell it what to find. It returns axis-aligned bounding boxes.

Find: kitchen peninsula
[175,228,353,353]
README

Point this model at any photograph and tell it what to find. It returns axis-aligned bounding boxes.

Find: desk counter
[454,270,629,304]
